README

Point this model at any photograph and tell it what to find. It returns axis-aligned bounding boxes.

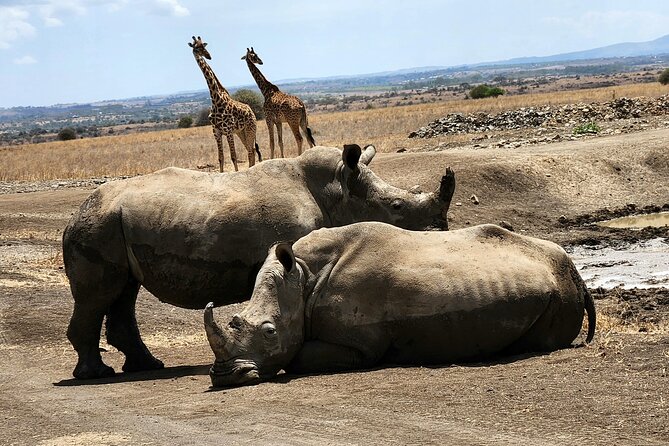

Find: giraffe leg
[213,126,226,172]
[266,119,275,159]
[301,115,316,148]
[241,125,257,168]
[288,119,304,156]
[276,121,285,158]
[226,134,239,172]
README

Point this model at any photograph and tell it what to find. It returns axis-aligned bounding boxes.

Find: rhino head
[204,243,305,387]
[306,144,455,230]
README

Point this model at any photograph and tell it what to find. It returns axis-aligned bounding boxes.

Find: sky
[1,0,669,108]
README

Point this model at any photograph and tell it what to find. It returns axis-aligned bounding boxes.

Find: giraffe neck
[246,59,278,99]
[194,53,231,105]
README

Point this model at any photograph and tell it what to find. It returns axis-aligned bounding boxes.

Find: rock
[470,194,480,205]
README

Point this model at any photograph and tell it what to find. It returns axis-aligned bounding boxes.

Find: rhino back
[296,223,583,363]
[74,166,324,307]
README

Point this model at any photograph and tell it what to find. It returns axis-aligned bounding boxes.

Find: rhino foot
[122,355,164,373]
[73,361,116,380]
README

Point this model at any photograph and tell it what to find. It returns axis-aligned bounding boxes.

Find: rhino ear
[342,144,362,170]
[275,242,295,273]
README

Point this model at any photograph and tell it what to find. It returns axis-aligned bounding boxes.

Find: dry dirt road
[1,129,668,445]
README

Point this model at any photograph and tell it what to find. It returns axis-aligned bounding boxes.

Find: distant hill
[496,34,669,65]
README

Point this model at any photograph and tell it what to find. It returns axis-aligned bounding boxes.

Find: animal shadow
[53,364,210,387]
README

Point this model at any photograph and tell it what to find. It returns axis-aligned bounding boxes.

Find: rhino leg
[68,303,115,379]
[285,340,372,375]
[105,278,164,373]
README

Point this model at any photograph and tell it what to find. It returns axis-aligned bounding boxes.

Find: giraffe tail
[255,142,263,162]
[305,126,316,147]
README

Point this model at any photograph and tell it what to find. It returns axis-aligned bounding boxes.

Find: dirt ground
[1,129,669,445]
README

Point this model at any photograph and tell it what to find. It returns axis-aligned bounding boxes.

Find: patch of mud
[598,211,669,229]
[569,238,669,289]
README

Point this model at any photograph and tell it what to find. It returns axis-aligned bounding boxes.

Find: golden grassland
[2,82,668,181]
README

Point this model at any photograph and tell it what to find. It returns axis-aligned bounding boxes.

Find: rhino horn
[359,144,376,165]
[204,302,232,362]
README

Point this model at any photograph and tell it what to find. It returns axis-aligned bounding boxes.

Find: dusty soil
[1,129,669,445]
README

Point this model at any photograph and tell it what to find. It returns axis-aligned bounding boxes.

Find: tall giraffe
[189,36,262,172]
[242,47,316,158]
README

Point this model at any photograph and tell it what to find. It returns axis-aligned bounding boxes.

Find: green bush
[177,116,193,128]
[195,108,211,126]
[659,68,669,85]
[57,127,77,141]
[573,122,601,135]
[232,89,265,120]
[469,84,505,99]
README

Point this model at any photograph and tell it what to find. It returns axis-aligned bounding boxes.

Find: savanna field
[3,82,669,180]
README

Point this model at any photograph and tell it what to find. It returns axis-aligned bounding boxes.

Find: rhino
[63,144,455,379]
[204,222,596,387]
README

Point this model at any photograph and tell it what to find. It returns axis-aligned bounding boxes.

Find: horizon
[2,1,669,108]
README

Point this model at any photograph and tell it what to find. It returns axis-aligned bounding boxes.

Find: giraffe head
[241,47,263,65]
[189,36,211,60]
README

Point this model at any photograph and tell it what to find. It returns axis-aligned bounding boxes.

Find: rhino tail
[569,261,595,343]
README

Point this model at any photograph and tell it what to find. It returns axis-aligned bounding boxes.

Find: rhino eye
[262,322,277,337]
[391,199,404,210]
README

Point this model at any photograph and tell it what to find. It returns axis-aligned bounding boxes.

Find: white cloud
[142,0,189,17]
[0,6,36,49]
[14,54,37,64]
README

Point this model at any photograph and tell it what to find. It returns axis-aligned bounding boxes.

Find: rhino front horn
[204,302,231,362]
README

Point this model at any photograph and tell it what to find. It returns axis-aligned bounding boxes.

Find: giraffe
[242,47,316,158]
[189,36,262,172]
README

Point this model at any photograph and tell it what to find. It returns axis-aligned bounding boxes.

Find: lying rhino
[204,222,596,387]
[63,144,455,379]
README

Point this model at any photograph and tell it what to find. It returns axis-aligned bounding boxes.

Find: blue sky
[1,0,669,108]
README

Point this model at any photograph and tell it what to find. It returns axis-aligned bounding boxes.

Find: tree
[195,108,211,126]
[659,68,669,85]
[57,127,77,141]
[469,84,505,99]
[232,89,265,120]
[177,116,193,128]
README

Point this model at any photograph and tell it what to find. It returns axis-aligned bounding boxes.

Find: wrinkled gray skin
[205,222,596,387]
[63,144,455,379]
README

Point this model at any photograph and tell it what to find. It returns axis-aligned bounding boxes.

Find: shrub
[177,116,193,128]
[195,108,211,126]
[57,127,77,141]
[232,89,265,120]
[659,68,669,85]
[469,84,505,99]
[573,122,601,135]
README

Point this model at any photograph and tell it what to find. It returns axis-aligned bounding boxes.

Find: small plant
[195,108,211,126]
[659,68,669,85]
[469,84,505,99]
[232,89,265,120]
[177,116,193,128]
[573,122,601,135]
[57,127,77,141]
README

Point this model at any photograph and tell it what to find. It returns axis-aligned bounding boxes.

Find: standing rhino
[64,144,455,379]
[204,222,596,387]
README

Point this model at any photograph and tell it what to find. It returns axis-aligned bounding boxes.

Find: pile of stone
[409,95,669,138]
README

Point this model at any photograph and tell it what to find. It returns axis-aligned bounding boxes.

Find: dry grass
[2,82,668,181]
